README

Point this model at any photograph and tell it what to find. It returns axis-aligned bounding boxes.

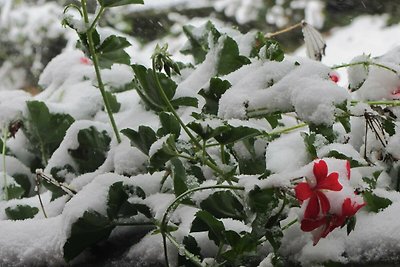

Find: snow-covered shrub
[1,1,400,267]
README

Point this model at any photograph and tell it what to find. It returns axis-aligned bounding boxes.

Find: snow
[2,2,400,266]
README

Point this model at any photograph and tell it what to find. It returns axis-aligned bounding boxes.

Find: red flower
[301,197,365,245]
[346,160,351,180]
[80,57,91,65]
[295,160,343,219]
[392,87,400,99]
[329,73,340,83]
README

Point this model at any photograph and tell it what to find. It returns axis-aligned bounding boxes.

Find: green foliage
[121,126,157,156]
[68,127,111,173]
[24,101,75,165]
[363,191,392,213]
[5,205,39,220]
[6,184,25,200]
[200,191,246,220]
[217,36,251,76]
[170,158,188,197]
[181,22,221,64]
[199,78,232,115]
[63,211,115,262]
[149,135,177,172]
[98,0,144,8]
[97,35,131,69]
[302,133,318,160]
[104,91,121,113]
[191,210,226,246]
[157,112,181,137]
[132,64,197,111]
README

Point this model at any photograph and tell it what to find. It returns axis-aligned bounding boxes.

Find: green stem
[160,184,244,267]
[282,218,298,231]
[88,6,105,32]
[151,59,200,148]
[165,232,203,267]
[81,0,121,143]
[351,100,400,106]
[220,144,225,165]
[151,59,226,177]
[268,123,308,136]
[332,61,398,74]
[2,127,7,200]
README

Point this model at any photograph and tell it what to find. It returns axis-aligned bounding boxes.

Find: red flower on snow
[80,57,91,65]
[295,160,343,220]
[301,197,365,245]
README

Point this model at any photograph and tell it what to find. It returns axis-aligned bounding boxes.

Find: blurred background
[1,0,400,92]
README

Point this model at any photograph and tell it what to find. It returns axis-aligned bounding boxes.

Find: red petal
[301,217,326,232]
[316,191,330,215]
[318,172,342,191]
[304,194,320,219]
[342,198,365,217]
[346,161,351,180]
[341,198,354,216]
[295,182,313,201]
[313,160,328,184]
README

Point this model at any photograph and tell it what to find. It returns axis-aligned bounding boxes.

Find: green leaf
[181,22,221,64]
[170,158,188,197]
[200,191,245,220]
[178,235,202,267]
[187,121,229,141]
[346,216,356,235]
[63,211,114,262]
[107,182,129,219]
[149,135,177,172]
[132,64,177,111]
[191,210,225,246]
[24,101,75,165]
[263,40,284,62]
[68,127,111,173]
[309,123,337,143]
[383,118,396,136]
[98,0,143,7]
[170,97,198,108]
[301,133,318,160]
[12,173,31,198]
[217,36,251,76]
[107,181,147,220]
[326,150,365,168]
[96,35,131,68]
[248,187,278,213]
[5,205,39,220]
[214,126,260,145]
[45,165,77,201]
[104,91,121,113]
[199,78,232,115]
[121,126,157,156]
[264,113,282,129]
[6,184,26,200]
[158,112,181,137]
[363,191,392,213]
[234,138,266,175]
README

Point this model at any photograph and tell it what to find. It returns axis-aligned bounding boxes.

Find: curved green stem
[81,0,121,143]
[351,100,400,107]
[2,127,7,200]
[88,6,105,32]
[332,61,398,74]
[160,184,244,267]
